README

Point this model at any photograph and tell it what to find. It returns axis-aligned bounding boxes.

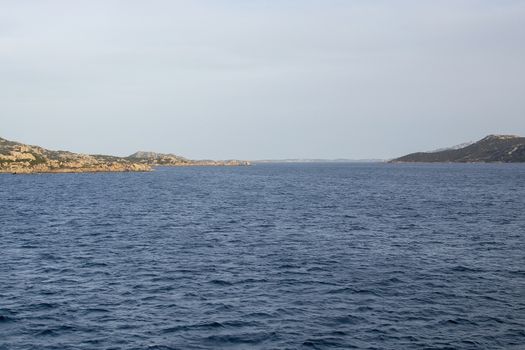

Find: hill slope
[0,136,250,174]
[0,137,151,174]
[127,151,191,166]
[391,135,525,163]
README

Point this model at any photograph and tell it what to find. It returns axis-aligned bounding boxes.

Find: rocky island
[127,151,250,167]
[0,137,249,174]
[0,137,151,174]
[391,135,525,163]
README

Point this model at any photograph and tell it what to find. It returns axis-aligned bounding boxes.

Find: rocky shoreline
[0,137,250,174]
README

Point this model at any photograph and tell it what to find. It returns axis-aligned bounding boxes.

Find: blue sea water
[0,163,524,350]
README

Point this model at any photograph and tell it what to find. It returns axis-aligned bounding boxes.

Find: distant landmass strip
[0,137,249,174]
[391,135,525,163]
[127,151,250,167]
[252,159,383,163]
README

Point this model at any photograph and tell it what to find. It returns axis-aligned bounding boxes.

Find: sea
[1,163,524,350]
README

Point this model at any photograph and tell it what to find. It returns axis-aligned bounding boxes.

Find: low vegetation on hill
[391,135,525,163]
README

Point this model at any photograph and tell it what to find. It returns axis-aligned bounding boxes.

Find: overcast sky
[1,1,524,159]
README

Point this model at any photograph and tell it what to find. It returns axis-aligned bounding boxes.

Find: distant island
[0,137,249,174]
[391,135,525,163]
[128,151,250,167]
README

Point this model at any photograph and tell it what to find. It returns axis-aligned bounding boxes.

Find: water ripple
[1,163,524,349]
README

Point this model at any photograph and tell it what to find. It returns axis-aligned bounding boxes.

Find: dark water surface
[1,163,524,349]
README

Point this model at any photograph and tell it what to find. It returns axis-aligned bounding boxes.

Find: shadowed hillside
[391,135,525,163]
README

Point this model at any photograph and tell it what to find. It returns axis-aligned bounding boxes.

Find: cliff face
[0,137,151,174]
[392,135,525,163]
[127,151,251,167]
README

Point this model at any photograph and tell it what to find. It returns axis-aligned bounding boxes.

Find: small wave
[237,278,269,284]
[307,266,327,272]
[329,330,347,336]
[162,321,225,333]
[345,225,367,231]
[381,276,405,284]
[438,318,475,326]
[34,326,76,337]
[332,314,366,325]
[302,337,350,349]
[450,265,483,273]
[508,270,525,277]
[222,320,261,328]
[145,346,178,350]
[204,331,277,345]
[209,279,233,286]
[84,308,110,314]
[472,315,506,324]
[245,311,274,318]
[327,287,380,296]
[29,302,59,310]
[35,329,57,337]
[355,306,374,312]
[210,304,234,312]
[0,315,14,323]
[278,264,300,269]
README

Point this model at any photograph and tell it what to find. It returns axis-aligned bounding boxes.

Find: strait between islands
[2,134,524,174]
[0,137,250,174]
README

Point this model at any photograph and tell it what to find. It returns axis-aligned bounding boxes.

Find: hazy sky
[1,1,524,159]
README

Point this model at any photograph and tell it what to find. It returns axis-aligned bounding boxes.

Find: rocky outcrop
[127,151,251,167]
[0,137,151,174]
[391,135,525,163]
[127,151,191,166]
[0,137,250,174]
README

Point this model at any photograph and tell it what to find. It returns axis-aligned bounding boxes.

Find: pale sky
[1,0,524,159]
